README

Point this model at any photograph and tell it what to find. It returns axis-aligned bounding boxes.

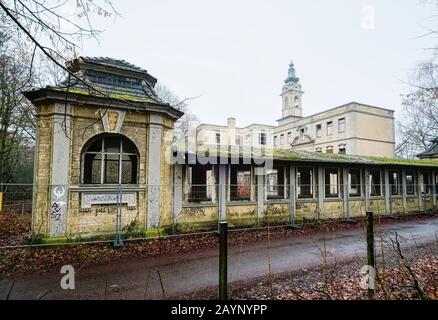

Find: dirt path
[1,217,437,300]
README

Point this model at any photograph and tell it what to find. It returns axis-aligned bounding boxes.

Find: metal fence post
[219,221,228,300]
[290,184,297,227]
[366,211,375,298]
[114,184,123,247]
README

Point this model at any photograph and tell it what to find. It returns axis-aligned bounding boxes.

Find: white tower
[280,61,303,123]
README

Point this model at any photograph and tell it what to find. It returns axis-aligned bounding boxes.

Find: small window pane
[87,140,102,152]
[121,154,137,184]
[327,121,333,135]
[84,153,102,184]
[316,124,322,138]
[104,154,120,184]
[123,139,137,154]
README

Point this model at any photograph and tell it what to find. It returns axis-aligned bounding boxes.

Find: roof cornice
[23,88,184,120]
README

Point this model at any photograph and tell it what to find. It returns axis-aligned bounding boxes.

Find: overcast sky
[81,0,435,127]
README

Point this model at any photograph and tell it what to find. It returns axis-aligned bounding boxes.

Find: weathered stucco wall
[32,102,176,238]
[32,104,54,236]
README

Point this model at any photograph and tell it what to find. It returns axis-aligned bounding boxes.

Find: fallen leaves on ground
[0,212,436,279]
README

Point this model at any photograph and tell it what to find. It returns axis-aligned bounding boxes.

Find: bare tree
[396,0,438,158]
[396,60,438,159]
[0,31,36,184]
[0,0,118,73]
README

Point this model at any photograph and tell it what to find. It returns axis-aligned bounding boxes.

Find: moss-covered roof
[51,87,158,104]
[178,145,438,168]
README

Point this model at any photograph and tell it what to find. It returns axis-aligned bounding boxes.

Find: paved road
[1,217,437,300]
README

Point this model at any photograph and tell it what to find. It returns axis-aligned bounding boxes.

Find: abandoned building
[24,57,438,239]
[196,62,395,157]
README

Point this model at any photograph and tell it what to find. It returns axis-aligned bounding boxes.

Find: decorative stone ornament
[100,109,126,133]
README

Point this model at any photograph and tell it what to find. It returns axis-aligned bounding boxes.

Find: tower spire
[284,61,300,85]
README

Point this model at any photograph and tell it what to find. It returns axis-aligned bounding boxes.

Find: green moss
[176,145,438,168]
[51,87,157,104]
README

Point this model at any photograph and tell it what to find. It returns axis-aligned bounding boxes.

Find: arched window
[294,96,300,107]
[82,135,139,185]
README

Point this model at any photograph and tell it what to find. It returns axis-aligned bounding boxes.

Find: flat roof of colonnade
[176,145,438,169]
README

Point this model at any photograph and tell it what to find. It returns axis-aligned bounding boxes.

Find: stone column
[289,165,296,225]
[218,164,227,221]
[317,166,324,219]
[384,168,391,215]
[147,114,163,229]
[173,164,183,224]
[49,103,72,237]
[342,168,349,220]
[402,169,407,213]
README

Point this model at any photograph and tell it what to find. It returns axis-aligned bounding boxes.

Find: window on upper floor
[299,128,305,140]
[326,146,334,154]
[327,121,333,135]
[258,133,267,146]
[286,132,293,144]
[294,96,300,108]
[280,134,285,145]
[235,135,242,146]
[316,124,322,138]
[338,118,345,133]
[215,133,221,144]
[315,147,322,153]
[273,135,278,147]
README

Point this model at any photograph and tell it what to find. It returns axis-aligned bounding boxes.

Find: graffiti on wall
[50,186,67,237]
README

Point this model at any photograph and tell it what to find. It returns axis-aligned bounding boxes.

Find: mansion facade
[196,62,395,158]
